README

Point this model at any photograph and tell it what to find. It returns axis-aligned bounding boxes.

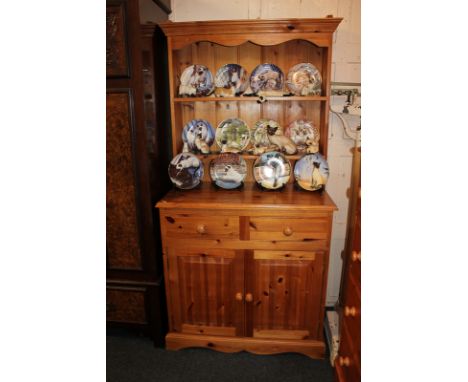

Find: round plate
[168,153,204,190]
[286,63,322,96]
[214,64,249,96]
[253,151,291,190]
[182,119,215,153]
[215,118,250,153]
[209,153,247,189]
[250,63,284,95]
[179,65,214,97]
[252,119,281,147]
[285,120,320,152]
[294,153,329,191]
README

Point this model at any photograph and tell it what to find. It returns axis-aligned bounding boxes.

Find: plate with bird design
[294,153,329,191]
[253,151,291,190]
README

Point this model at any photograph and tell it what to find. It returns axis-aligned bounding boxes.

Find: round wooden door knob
[196,224,207,234]
[344,306,357,317]
[235,292,243,301]
[245,293,253,302]
[339,356,351,367]
[351,251,361,262]
[283,227,293,236]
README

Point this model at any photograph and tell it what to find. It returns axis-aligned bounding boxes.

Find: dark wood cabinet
[106,0,168,345]
[335,148,361,381]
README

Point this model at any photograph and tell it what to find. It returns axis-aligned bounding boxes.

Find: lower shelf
[166,332,326,359]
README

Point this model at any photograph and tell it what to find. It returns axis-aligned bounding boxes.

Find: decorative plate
[286,63,322,96]
[253,151,291,190]
[285,120,320,152]
[168,153,204,190]
[182,119,215,154]
[178,64,214,97]
[250,63,284,95]
[294,153,329,191]
[251,119,281,152]
[209,153,247,189]
[215,118,250,153]
[214,64,249,96]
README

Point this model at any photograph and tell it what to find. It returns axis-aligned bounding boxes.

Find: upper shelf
[174,96,328,102]
[159,18,343,49]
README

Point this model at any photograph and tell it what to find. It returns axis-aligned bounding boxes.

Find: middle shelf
[174,96,328,102]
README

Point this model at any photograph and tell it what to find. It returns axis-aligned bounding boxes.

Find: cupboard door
[167,248,244,337]
[247,250,325,340]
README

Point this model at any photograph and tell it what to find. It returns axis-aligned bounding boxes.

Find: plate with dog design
[250,63,284,95]
[209,153,247,189]
[286,63,322,96]
[182,119,215,154]
[215,118,250,153]
[168,153,204,190]
[179,64,214,97]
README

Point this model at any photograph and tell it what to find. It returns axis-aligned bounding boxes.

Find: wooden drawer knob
[283,227,293,236]
[339,356,351,367]
[245,293,253,302]
[344,306,357,317]
[351,251,361,262]
[196,224,207,234]
[235,292,243,301]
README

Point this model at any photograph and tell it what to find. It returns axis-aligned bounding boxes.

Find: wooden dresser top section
[159,18,343,49]
[156,183,337,212]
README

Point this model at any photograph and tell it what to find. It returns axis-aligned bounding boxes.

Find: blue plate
[182,119,215,154]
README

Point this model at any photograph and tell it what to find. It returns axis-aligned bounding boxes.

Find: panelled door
[167,248,245,337]
[246,250,325,340]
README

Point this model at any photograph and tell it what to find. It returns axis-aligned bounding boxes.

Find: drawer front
[337,319,360,381]
[342,276,361,358]
[106,287,147,324]
[163,214,239,239]
[349,256,361,290]
[248,217,329,242]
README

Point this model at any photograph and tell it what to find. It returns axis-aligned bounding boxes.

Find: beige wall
[167,0,361,306]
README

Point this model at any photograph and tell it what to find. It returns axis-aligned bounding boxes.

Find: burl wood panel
[107,91,142,270]
[106,2,129,77]
[168,248,244,336]
[106,287,147,324]
[248,250,324,340]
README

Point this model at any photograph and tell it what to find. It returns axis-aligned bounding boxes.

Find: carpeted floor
[107,331,334,382]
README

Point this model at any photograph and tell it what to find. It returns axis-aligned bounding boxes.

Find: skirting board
[166,332,326,359]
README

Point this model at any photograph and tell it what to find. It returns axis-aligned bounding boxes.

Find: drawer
[106,287,147,324]
[248,217,329,241]
[163,214,239,239]
[336,318,360,381]
[342,277,361,358]
[348,252,361,289]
